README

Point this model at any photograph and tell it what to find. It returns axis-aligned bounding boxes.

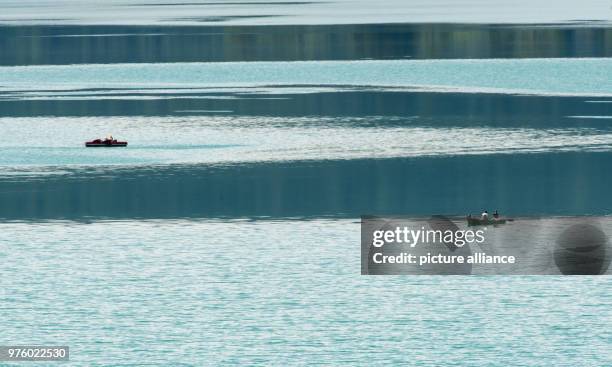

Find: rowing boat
[467,217,507,226]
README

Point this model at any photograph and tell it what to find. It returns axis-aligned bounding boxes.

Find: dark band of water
[2,23,612,65]
[2,152,611,220]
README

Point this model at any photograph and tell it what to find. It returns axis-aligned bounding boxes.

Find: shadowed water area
[2,23,612,65]
[1,152,612,220]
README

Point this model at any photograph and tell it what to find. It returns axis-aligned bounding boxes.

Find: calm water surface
[1,0,611,365]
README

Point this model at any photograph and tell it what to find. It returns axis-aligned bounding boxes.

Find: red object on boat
[85,138,128,147]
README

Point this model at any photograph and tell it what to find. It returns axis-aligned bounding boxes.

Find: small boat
[467,217,507,226]
[85,138,128,147]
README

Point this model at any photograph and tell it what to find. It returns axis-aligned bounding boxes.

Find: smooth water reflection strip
[3,23,612,66]
[2,152,612,219]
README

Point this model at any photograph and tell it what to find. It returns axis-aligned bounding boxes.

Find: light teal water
[2,116,612,168]
[2,59,612,96]
[1,219,610,366]
[1,0,611,25]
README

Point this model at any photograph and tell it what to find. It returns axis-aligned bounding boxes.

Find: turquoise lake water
[1,1,612,365]
[1,219,611,365]
[2,58,612,96]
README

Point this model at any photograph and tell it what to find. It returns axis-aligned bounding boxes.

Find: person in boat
[481,210,489,221]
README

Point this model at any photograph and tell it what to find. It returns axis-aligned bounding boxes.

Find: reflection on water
[2,23,612,65]
[2,152,612,220]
